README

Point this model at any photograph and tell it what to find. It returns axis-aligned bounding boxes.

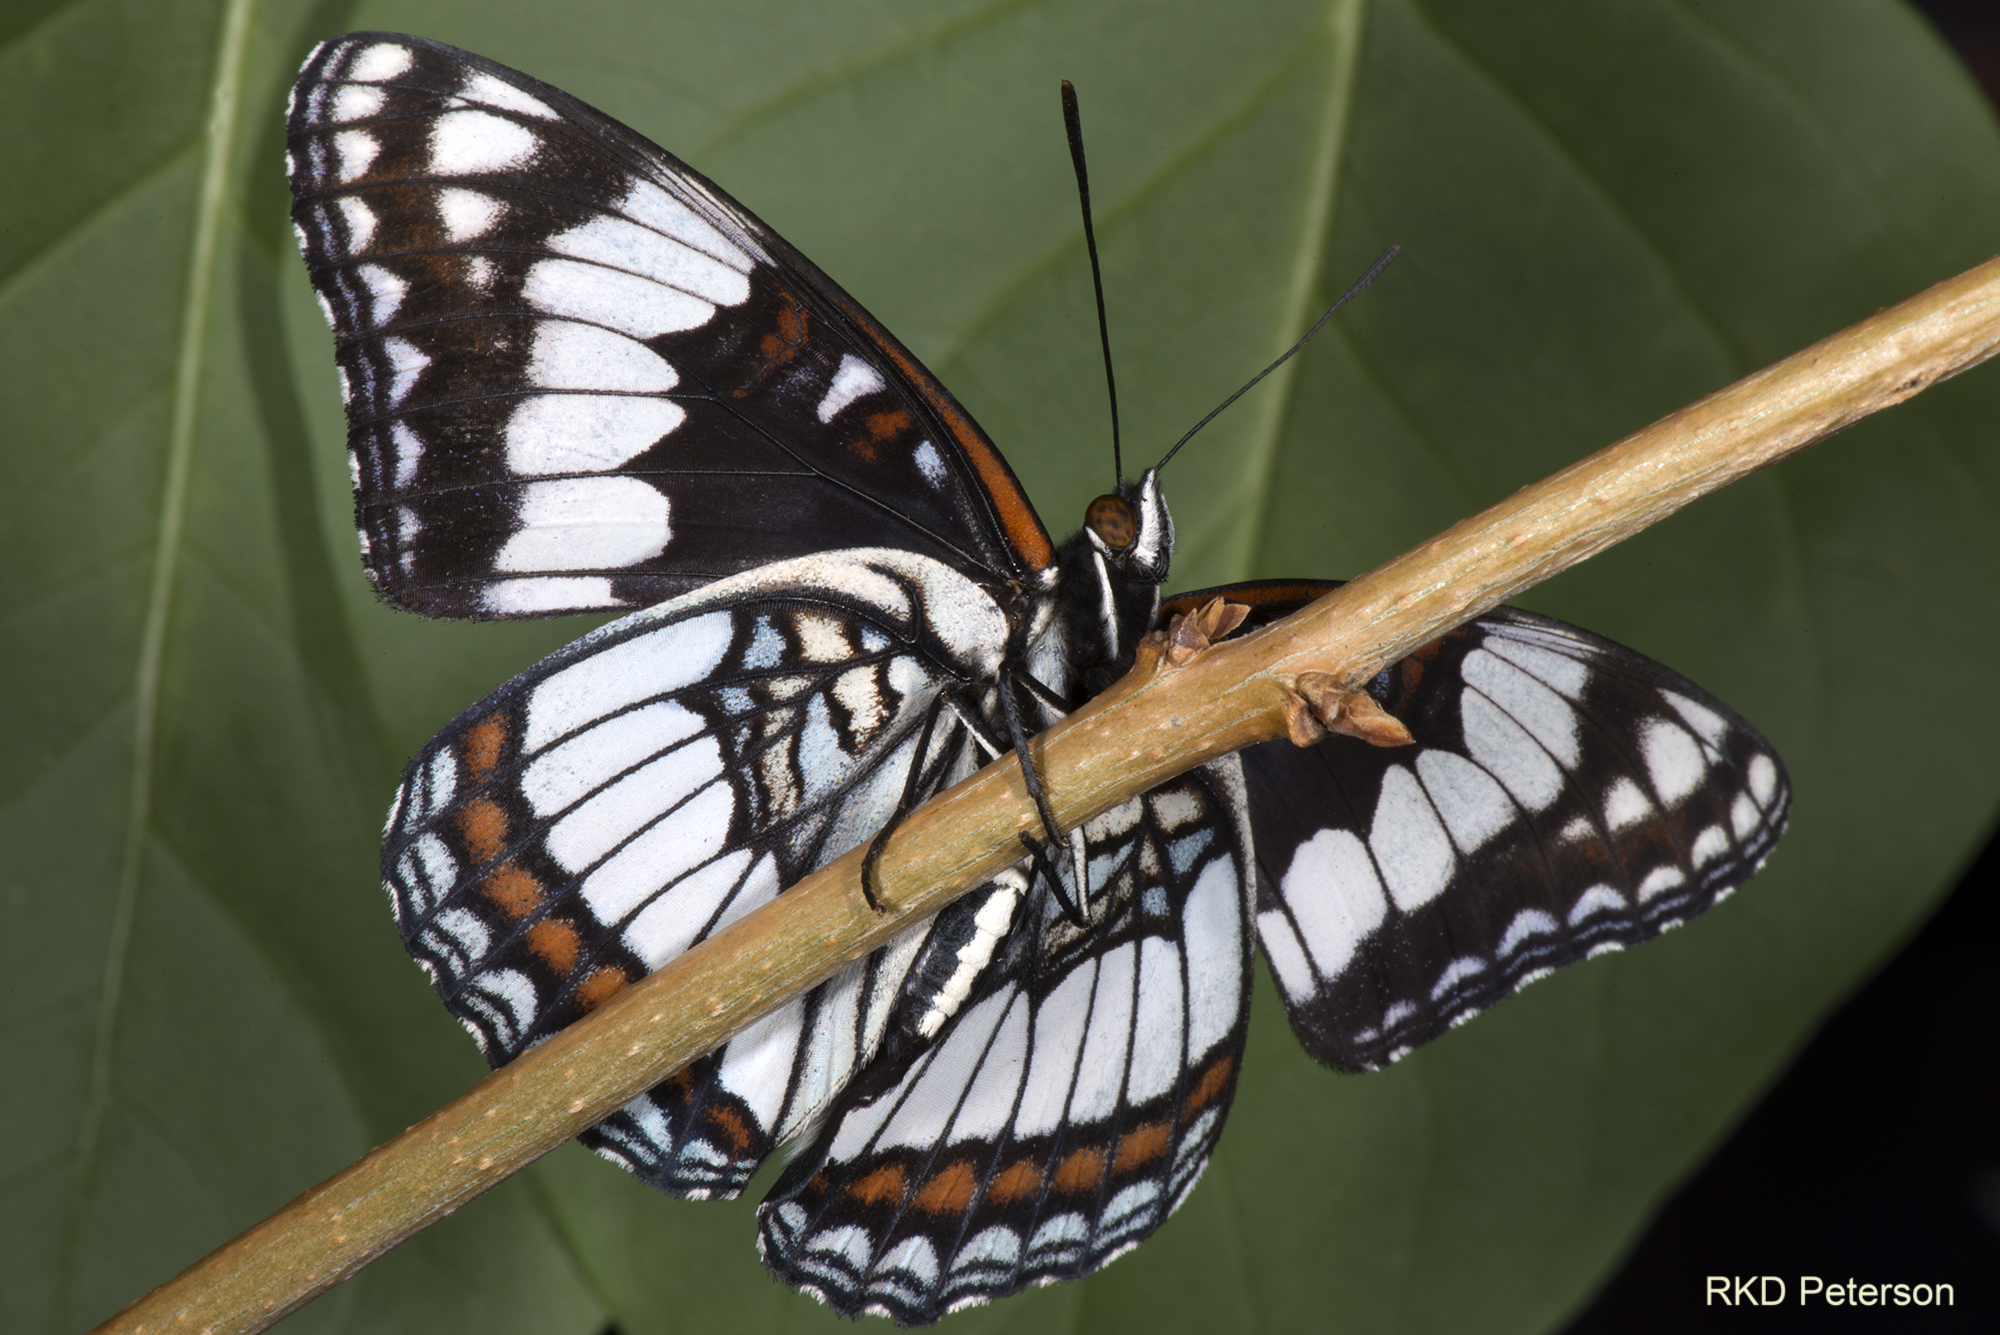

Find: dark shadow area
[1916,0,2000,108]
[1559,818,1998,1331]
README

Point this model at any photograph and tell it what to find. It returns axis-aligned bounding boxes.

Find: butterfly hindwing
[757,765,1255,1323]
[384,549,1012,1194]
[287,33,1051,620]
[1166,583,1791,1071]
[585,891,1016,1199]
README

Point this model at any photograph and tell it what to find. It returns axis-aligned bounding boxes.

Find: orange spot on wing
[987,1159,1043,1204]
[526,918,580,974]
[865,408,912,441]
[810,279,1052,571]
[1187,1054,1235,1112]
[457,797,507,861]
[1394,634,1452,699]
[913,1161,979,1216]
[572,965,627,1013]
[847,1164,908,1207]
[1113,1122,1172,1173]
[1052,1147,1106,1194]
[743,294,811,395]
[879,340,1052,571]
[775,295,806,345]
[483,863,543,919]
[705,1104,755,1155]
[462,715,508,781]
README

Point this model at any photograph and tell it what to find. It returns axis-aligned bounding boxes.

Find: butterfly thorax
[1042,466,1174,703]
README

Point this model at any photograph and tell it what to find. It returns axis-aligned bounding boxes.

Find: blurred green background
[3,1,1997,1331]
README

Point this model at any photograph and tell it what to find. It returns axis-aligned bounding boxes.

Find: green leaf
[4,1,1996,1333]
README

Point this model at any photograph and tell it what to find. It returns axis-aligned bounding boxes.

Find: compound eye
[1085,494,1137,550]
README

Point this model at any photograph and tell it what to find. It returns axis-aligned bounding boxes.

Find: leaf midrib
[1226,0,1369,583]
[59,0,261,1320]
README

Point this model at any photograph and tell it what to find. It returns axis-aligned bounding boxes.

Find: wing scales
[756,767,1254,1323]
[1166,583,1790,1071]
[288,33,1052,619]
[383,551,1007,1194]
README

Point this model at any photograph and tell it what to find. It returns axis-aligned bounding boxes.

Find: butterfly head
[1082,466,1173,586]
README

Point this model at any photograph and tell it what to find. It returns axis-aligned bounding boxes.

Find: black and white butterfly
[287,33,1790,1326]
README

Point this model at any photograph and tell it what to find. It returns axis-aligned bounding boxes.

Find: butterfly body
[288,32,1789,1324]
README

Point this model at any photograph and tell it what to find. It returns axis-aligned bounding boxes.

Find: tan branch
[95,254,2000,1335]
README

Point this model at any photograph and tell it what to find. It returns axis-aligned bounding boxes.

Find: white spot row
[524,611,732,749]
[1264,738,1538,1000]
[492,476,672,576]
[346,42,413,83]
[461,968,536,1056]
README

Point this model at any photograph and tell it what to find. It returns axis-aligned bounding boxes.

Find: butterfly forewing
[384,549,1008,1193]
[1166,584,1791,1071]
[287,33,1051,620]
[756,766,1255,1324]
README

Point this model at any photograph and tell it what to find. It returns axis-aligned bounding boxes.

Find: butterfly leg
[1009,669,1093,915]
[1015,831,1087,927]
[1009,668,1072,717]
[858,694,950,913]
[998,671,1088,926]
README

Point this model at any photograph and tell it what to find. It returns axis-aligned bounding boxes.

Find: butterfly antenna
[1062,80,1124,488]
[1155,244,1401,473]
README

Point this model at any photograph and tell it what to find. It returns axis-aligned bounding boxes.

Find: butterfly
[286,33,1791,1325]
